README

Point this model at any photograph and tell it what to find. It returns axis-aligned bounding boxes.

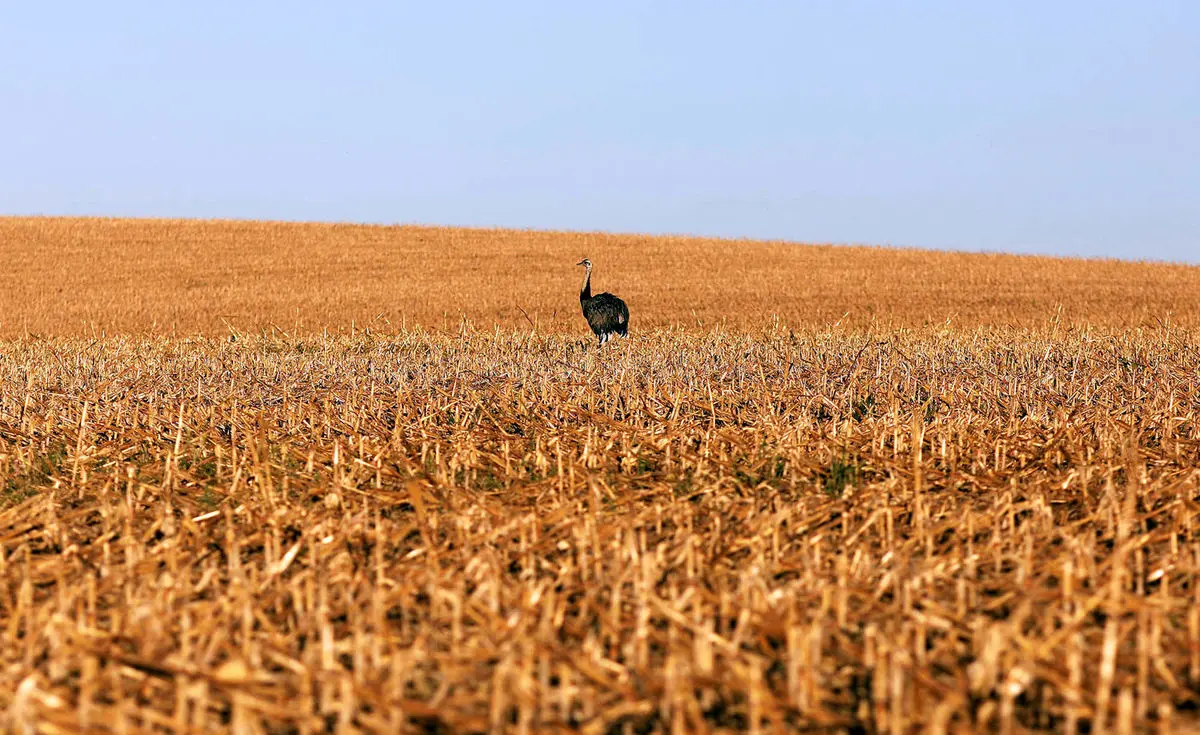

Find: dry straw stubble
[1,218,1200,732]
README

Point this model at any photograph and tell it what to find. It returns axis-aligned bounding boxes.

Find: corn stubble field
[3,218,1200,734]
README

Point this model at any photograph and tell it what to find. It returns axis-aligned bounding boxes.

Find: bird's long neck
[580,266,592,301]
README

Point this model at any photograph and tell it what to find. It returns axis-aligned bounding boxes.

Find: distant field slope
[0,216,1197,335]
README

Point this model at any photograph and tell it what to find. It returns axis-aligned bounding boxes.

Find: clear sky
[2,2,1197,263]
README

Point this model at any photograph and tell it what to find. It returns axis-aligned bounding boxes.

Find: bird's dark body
[577,258,629,345]
[581,292,629,342]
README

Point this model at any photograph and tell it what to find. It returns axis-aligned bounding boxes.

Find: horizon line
[2,211,1195,270]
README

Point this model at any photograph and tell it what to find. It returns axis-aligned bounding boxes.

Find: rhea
[577,258,629,345]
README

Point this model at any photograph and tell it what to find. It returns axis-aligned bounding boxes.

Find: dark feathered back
[582,292,629,338]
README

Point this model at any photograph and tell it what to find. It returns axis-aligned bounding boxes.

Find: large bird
[577,258,629,345]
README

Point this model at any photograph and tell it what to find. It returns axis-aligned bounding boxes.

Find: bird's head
[576,258,592,268]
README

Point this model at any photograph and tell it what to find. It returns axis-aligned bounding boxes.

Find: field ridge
[2,216,1198,336]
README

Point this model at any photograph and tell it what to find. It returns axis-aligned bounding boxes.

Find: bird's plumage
[577,259,629,345]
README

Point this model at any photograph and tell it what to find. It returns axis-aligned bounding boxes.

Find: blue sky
[2,2,1197,262]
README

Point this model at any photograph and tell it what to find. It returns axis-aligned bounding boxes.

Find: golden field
[2,217,1200,335]
[2,217,1200,733]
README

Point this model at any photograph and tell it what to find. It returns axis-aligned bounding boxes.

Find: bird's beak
[576,260,586,266]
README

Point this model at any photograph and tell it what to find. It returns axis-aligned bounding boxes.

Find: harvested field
[2,218,1200,733]
[1,217,1199,336]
